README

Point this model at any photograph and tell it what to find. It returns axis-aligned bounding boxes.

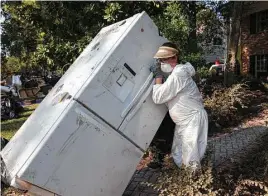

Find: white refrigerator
[1,11,168,196]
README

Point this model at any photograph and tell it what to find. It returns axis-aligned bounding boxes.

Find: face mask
[160,62,173,73]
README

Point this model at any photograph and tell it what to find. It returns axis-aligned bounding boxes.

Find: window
[250,9,268,34]
[213,37,223,46]
[250,54,268,77]
[257,10,268,32]
[256,55,267,72]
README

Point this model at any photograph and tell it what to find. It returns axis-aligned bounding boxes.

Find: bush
[1,56,26,76]
[181,53,207,68]
[204,83,263,128]
[144,153,215,196]
[239,76,267,92]
[145,134,268,196]
[197,66,210,79]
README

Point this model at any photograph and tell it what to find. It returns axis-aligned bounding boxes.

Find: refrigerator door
[119,80,168,150]
[0,89,73,182]
[10,100,143,196]
[74,11,167,131]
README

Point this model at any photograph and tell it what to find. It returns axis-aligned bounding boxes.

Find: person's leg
[171,125,183,167]
[147,113,175,169]
[197,110,208,161]
[181,111,208,171]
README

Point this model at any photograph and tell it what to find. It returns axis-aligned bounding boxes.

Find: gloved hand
[150,62,163,78]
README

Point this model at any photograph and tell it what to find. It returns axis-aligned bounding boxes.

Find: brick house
[241,2,268,79]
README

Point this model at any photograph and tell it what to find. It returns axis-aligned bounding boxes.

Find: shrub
[239,76,267,92]
[144,134,268,195]
[144,153,215,196]
[181,53,207,68]
[197,66,210,79]
[204,83,263,128]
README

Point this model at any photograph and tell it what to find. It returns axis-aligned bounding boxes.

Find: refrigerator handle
[121,72,153,118]
[126,80,154,122]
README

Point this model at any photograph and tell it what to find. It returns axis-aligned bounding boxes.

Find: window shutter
[249,55,255,76]
[250,13,257,34]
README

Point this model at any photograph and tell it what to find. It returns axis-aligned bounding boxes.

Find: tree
[219,1,244,86]
[153,2,189,54]
[184,1,199,53]
[197,5,225,46]
[153,1,207,55]
[103,1,166,23]
[1,1,107,73]
[1,1,227,74]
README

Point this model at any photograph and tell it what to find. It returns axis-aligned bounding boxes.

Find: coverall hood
[178,62,195,77]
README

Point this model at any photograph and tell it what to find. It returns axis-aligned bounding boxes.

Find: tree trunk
[187,1,198,53]
[224,2,243,86]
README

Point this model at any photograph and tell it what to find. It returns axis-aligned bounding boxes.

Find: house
[198,23,227,65]
[241,2,268,79]
[201,34,227,65]
[196,8,227,65]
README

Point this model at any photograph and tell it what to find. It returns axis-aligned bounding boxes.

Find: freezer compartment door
[75,12,167,130]
[43,12,139,104]
[15,100,143,196]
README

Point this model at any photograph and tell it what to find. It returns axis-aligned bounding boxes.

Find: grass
[1,104,38,195]
[1,104,38,140]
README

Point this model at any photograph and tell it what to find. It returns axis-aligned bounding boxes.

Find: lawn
[1,104,39,140]
[1,104,39,196]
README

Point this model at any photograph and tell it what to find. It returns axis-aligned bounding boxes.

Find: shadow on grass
[20,104,39,117]
[23,105,37,112]
[19,111,34,118]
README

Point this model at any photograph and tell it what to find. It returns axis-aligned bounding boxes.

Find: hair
[162,42,179,51]
[162,42,179,62]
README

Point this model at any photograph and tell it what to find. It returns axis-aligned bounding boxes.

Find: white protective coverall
[152,62,208,169]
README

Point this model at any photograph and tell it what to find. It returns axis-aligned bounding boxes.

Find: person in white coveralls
[150,42,208,171]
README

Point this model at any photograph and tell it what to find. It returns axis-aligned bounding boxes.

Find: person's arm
[152,72,186,104]
[155,77,163,84]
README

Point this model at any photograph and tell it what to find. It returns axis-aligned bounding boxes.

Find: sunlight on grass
[1,104,39,140]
